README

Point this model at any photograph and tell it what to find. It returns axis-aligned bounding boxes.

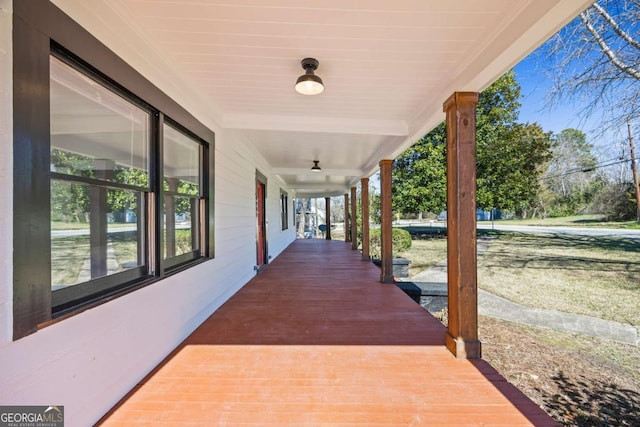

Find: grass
[401,232,640,423]
[51,227,197,287]
[110,231,139,265]
[51,235,90,286]
[486,316,640,384]
[51,230,140,287]
[400,214,640,229]
[481,316,640,425]
[401,230,640,326]
[477,232,640,326]
[397,237,447,277]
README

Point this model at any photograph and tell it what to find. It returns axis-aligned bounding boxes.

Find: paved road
[51,226,137,237]
[477,223,640,239]
[52,224,191,237]
[396,219,640,239]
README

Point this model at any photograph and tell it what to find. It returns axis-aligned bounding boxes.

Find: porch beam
[350,187,357,250]
[443,92,481,359]
[325,197,332,240]
[360,177,370,261]
[379,160,393,283]
[344,193,351,242]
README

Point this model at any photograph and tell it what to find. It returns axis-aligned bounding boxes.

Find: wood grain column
[444,92,481,359]
[325,197,331,240]
[344,193,351,242]
[350,186,358,250]
[360,177,370,261]
[379,160,393,283]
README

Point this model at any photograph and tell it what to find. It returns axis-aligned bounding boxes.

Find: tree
[545,129,597,198]
[393,71,552,217]
[51,148,151,223]
[329,195,345,223]
[51,149,92,222]
[540,128,600,216]
[392,126,447,215]
[478,122,552,215]
[590,181,638,220]
[538,0,640,131]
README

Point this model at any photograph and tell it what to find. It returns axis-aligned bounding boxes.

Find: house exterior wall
[0,0,13,346]
[0,3,296,426]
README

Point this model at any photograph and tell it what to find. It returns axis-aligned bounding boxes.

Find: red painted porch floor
[99,239,558,426]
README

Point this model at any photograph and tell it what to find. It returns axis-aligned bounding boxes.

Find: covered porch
[99,239,556,426]
[0,1,595,425]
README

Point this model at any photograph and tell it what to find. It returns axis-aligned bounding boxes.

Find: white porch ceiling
[53,0,593,197]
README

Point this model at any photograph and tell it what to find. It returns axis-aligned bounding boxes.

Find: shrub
[175,229,194,254]
[369,227,412,258]
[589,182,637,221]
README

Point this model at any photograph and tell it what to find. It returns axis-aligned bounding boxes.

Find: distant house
[438,209,503,222]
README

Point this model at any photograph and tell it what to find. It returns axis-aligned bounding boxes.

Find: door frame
[255,170,268,272]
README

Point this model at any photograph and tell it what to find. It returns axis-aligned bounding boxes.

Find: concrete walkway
[478,290,639,345]
[401,237,639,346]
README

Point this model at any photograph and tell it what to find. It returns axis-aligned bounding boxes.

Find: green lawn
[398,237,447,277]
[51,235,90,286]
[52,231,140,287]
[478,232,640,326]
[401,231,640,326]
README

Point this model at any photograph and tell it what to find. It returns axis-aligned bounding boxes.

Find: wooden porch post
[325,197,331,240]
[360,177,370,261]
[350,186,358,250]
[379,160,393,283]
[444,92,481,359]
[165,177,179,258]
[344,193,351,242]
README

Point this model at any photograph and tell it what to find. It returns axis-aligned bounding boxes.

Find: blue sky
[514,55,600,135]
[512,0,638,161]
[513,53,633,163]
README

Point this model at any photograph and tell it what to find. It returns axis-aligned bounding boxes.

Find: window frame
[12,0,215,339]
[280,190,289,231]
[162,120,205,270]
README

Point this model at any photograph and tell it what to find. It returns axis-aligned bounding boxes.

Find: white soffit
[51,0,592,197]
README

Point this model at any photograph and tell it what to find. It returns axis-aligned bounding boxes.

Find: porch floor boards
[99,239,558,426]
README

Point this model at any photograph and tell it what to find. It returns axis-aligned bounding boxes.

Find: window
[163,123,204,268]
[13,1,214,339]
[50,55,151,309]
[280,190,289,230]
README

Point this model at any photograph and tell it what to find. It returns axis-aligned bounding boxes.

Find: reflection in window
[163,123,202,265]
[49,55,149,291]
[50,55,149,181]
[50,182,144,289]
[281,190,289,230]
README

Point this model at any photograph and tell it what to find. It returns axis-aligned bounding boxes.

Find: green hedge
[369,227,412,258]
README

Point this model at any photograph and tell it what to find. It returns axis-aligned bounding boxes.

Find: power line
[540,157,637,180]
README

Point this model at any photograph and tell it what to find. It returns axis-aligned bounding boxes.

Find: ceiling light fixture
[310,160,322,172]
[295,58,324,95]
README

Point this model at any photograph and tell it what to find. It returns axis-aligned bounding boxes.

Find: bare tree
[545,129,597,198]
[539,0,640,133]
